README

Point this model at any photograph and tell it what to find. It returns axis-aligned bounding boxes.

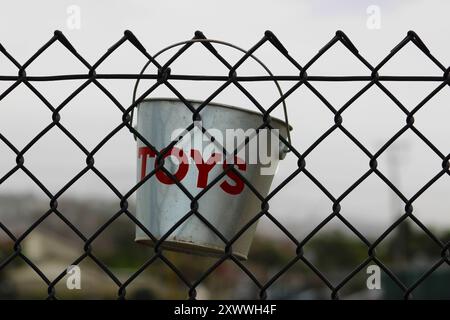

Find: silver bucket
[135,98,291,260]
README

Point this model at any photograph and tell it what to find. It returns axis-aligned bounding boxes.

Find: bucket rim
[139,97,293,131]
[135,237,248,260]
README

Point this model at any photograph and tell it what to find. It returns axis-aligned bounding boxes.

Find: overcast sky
[0,0,449,238]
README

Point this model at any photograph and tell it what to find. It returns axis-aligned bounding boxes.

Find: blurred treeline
[1,196,450,299]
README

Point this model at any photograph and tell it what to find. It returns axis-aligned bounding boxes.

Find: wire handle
[131,34,292,147]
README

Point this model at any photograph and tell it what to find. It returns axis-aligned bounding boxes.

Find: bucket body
[135,98,290,260]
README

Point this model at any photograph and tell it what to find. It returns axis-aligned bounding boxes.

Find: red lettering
[155,147,189,184]
[138,146,189,184]
[190,150,222,188]
[138,147,156,180]
[138,147,247,194]
[220,156,247,195]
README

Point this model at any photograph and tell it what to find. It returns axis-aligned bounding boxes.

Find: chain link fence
[0,29,450,299]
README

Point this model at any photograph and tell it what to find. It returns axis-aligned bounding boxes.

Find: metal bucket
[135,98,291,260]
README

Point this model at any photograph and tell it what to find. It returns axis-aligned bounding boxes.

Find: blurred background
[1,0,450,299]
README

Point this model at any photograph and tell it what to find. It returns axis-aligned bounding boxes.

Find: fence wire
[0,29,449,300]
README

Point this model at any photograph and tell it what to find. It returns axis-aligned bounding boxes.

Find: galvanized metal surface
[135,99,290,259]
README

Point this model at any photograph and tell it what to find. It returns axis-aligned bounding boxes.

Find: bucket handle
[131,33,292,152]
